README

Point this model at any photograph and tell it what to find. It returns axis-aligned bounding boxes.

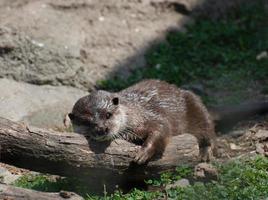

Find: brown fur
[69,79,216,164]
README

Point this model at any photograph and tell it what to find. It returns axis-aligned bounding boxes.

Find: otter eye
[112,97,119,105]
[106,112,112,119]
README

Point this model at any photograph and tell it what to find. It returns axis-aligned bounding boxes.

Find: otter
[68,79,217,164]
[69,79,268,164]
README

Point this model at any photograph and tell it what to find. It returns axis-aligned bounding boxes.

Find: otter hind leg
[198,138,215,162]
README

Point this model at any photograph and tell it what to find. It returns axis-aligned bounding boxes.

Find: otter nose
[95,126,109,135]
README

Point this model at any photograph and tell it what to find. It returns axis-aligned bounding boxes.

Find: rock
[0,27,92,88]
[194,163,218,180]
[165,178,190,190]
[0,26,90,90]
[253,130,268,142]
[256,142,268,156]
[229,143,242,150]
[256,51,268,60]
[0,167,21,184]
[0,78,87,128]
[228,130,245,138]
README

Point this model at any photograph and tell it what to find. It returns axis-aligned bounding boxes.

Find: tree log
[0,184,83,200]
[0,117,199,193]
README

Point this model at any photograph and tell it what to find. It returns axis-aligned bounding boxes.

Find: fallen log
[0,117,199,193]
[0,184,83,200]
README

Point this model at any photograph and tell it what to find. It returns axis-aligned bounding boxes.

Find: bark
[0,184,83,200]
[0,117,199,193]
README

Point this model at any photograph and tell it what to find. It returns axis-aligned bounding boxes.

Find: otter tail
[208,101,268,133]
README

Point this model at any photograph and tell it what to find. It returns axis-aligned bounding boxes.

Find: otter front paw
[134,147,154,164]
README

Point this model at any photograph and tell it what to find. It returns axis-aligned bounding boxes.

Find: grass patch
[88,156,268,200]
[14,156,268,200]
[98,0,268,105]
[145,165,192,187]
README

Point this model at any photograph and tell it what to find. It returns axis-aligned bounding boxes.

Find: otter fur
[69,79,217,164]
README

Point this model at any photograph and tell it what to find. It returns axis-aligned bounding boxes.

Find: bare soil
[0,0,250,90]
[0,0,194,89]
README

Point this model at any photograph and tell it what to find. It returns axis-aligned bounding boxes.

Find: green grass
[145,165,192,187]
[14,156,268,200]
[90,156,268,200]
[98,0,268,105]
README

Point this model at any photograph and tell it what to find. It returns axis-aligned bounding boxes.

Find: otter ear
[112,97,119,105]
[68,113,74,120]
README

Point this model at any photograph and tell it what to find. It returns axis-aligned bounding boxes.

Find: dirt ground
[0,0,189,89]
[0,0,250,90]
[216,116,268,162]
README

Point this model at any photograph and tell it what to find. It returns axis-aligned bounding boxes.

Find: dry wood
[0,184,83,200]
[0,117,199,193]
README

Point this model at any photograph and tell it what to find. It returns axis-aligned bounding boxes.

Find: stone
[256,142,268,156]
[0,167,21,184]
[194,163,218,180]
[253,130,268,142]
[228,130,245,138]
[0,78,87,128]
[230,143,242,150]
[256,51,268,60]
[165,178,190,190]
[0,26,90,90]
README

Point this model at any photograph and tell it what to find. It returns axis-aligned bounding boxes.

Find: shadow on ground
[98,0,268,107]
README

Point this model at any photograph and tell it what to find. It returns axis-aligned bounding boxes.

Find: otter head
[68,90,127,141]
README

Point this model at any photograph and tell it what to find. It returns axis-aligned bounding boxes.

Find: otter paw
[200,146,214,162]
[134,148,151,164]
